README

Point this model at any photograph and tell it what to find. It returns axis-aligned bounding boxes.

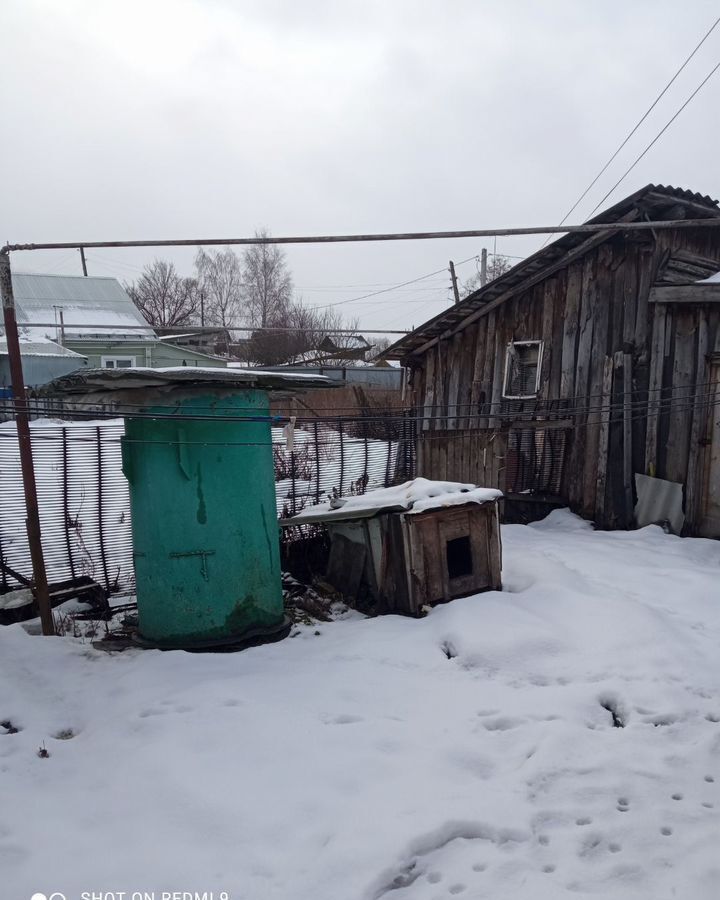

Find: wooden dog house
[282,478,502,615]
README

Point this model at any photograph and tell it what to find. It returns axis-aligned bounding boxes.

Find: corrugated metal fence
[0,413,416,592]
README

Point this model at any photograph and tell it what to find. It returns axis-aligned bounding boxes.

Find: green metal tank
[46,368,331,650]
[121,388,286,648]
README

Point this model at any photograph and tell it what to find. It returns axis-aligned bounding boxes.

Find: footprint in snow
[322,713,364,725]
[616,797,630,813]
[704,775,715,783]
[482,717,524,732]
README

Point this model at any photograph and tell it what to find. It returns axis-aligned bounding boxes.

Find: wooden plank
[633,244,656,352]
[644,304,667,475]
[479,310,496,428]
[508,418,573,430]
[664,310,696,484]
[422,350,435,431]
[649,283,720,304]
[622,351,634,526]
[583,244,613,517]
[469,319,487,427]
[595,355,614,525]
[549,269,566,401]
[489,328,504,428]
[570,254,597,510]
[622,244,639,347]
[685,309,709,532]
[446,334,461,430]
[459,327,477,429]
[434,338,447,431]
[560,261,582,402]
[540,277,556,403]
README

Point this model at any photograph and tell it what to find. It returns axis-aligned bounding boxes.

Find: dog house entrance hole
[446,535,473,579]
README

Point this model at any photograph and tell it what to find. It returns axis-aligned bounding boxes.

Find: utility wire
[588,56,720,215]
[306,256,479,311]
[555,14,720,230]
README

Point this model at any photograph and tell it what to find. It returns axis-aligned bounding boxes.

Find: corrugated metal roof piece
[6,273,155,341]
[41,366,335,394]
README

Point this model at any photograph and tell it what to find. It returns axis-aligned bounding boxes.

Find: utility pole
[449,260,460,305]
[480,248,488,287]
[79,246,88,276]
[0,250,55,634]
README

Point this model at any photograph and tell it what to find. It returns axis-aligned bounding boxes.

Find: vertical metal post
[338,420,344,497]
[79,246,88,276]
[0,249,55,634]
[313,421,321,504]
[480,248,488,286]
[61,427,76,581]
[96,426,110,593]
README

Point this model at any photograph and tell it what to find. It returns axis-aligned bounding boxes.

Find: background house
[2,273,227,384]
[0,336,86,390]
[385,184,720,538]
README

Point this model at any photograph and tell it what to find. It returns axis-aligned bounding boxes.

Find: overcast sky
[2,0,719,336]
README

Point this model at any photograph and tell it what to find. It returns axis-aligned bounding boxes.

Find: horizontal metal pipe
[5,217,720,253]
[24,323,410,334]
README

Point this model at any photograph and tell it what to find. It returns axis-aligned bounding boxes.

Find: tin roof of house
[6,273,156,342]
[384,185,720,359]
[0,336,86,359]
[281,478,502,524]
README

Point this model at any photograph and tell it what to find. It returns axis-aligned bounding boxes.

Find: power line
[555,14,720,229]
[588,57,720,216]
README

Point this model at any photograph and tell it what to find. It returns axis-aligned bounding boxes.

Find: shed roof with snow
[281,478,502,524]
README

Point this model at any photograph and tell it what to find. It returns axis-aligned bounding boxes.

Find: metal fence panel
[0,412,416,591]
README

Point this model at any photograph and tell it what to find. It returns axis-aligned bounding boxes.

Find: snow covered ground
[2,510,720,899]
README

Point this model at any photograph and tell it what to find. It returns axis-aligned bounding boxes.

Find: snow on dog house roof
[281,477,502,524]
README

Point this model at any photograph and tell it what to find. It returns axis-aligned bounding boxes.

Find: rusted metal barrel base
[131,615,292,653]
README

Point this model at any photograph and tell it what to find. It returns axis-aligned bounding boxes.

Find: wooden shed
[383,185,720,538]
[281,478,502,615]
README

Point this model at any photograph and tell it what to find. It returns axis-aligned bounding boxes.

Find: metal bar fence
[0,413,416,592]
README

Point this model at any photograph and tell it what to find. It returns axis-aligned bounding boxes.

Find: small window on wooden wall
[503,341,543,399]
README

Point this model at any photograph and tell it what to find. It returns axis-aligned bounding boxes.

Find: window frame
[100,355,136,369]
[502,340,544,400]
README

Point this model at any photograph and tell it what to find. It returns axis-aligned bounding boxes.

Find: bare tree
[125,260,198,327]
[195,248,244,328]
[462,253,513,297]
[247,303,363,367]
[242,228,294,328]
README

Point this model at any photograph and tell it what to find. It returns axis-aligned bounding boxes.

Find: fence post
[0,249,54,634]
[96,426,110,593]
[362,418,369,492]
[338,419,344,497]
[313,421,321,504]
[384,418,392,487]
[62,427,77,581]
[290,449,297,516]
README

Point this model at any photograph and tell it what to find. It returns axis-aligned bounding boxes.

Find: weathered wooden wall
[412,226,720,533]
